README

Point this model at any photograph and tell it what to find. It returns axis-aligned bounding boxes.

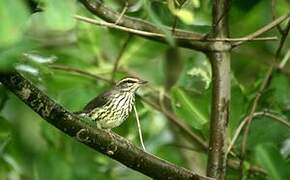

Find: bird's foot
[77,114,99,128]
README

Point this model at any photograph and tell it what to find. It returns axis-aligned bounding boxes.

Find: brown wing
[82,91,112,112]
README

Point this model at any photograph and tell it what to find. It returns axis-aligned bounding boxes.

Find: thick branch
[78,0,202,37]
[206,0,231,179]
[78,0,209,51]
[75,15,277,42]
[48,64,266,175]
[49,64,209,149]
[0,71,212,180]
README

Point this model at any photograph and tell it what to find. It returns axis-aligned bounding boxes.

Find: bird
[77,77,147,129]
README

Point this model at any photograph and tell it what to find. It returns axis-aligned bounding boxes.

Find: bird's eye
[124,80,136,84]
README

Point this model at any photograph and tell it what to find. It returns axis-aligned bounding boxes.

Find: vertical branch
[206,0,231,179]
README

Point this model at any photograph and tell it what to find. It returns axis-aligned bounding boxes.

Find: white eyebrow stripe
[118,77,139,84]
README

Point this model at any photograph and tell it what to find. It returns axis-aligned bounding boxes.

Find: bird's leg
[104,128,115,140]
[76,113,99,128]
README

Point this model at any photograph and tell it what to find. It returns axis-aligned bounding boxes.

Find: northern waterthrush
[78,77,147,129]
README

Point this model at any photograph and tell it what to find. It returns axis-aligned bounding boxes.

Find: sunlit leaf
[191,0,200,8]
[281,138,290,158]
[176,10,194,24]
[168,0,195,24]
[178,54,211,91]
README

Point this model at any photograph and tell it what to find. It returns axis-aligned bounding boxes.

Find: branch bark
[78,0,210,51]
[48,64,267,175]
[206,0,231,179]
[0,71,213,180]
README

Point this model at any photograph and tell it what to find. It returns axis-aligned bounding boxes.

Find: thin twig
[48,64,111,83]
[115,1,129,25]
[140,96,208,149]
[226,111,290,156]
[239,17,290,179]
[47,64,266,175]
[75,15,277,42]
[271,0,284,34]
[275,18,290,58]
[206,0,233,37]
[232,12,290,47]
[0,71,213,180]
[111,35,132,82]
[254,111,290,128]
[226,117,248,157]
[279,49,290,68]
[171,0,188,33]
[78,0,203,37]
[47,64,207,149]
[133,105,146,151]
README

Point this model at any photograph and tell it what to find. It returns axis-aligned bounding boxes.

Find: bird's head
[115,77,147,93]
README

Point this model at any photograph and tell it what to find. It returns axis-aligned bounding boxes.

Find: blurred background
[0,0,290,179]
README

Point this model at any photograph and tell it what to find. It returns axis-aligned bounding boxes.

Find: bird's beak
[138,79,148,84]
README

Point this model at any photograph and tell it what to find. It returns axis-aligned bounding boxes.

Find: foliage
[0,0,289,179]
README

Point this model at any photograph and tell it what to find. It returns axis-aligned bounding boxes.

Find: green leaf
[245,115,290,148]
[270,73,290,110]
[171,87,208,129]
[191,0,200,8]
[229,78,248,136]
[177,54,212,92]
[254,144,290,180]
[0,86,9,111]
[41,0,76,31]
[143,0,175,46]
[168,1,194,24]
[0,116,11,149]
[0,0,29,47]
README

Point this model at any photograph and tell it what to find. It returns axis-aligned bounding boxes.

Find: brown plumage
[78,77,147,129]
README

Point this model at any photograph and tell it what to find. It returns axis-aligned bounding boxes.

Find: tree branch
[78,0,210,51]
[238,17,290,179]
[75,15,277,46]
[48,64,209,149]
[232,12,290,47]
[226,110,290,156]
[206,0,231,179]
[0,71,213,180]
[77,0,277,52]
[47,64,266,175]
[271,0,284,34]
[77,0,201,37]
